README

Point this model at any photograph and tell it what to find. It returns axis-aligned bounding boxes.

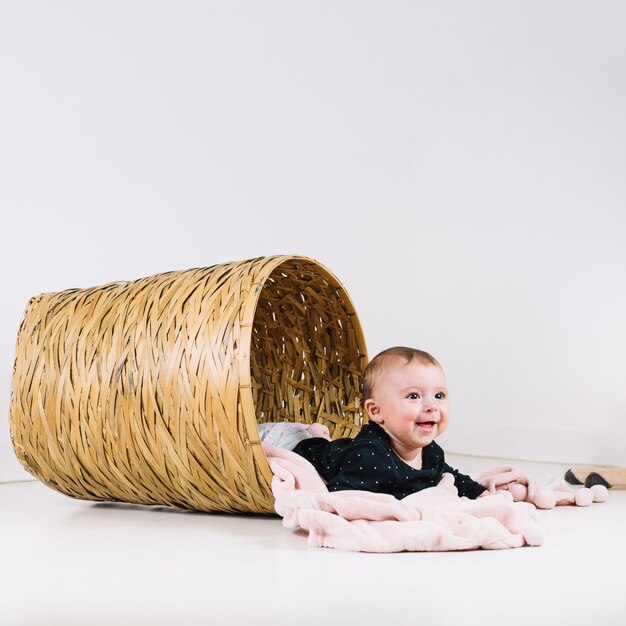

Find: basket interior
[250,259,366,439]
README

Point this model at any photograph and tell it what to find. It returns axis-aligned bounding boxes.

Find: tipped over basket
[9,255,368,513]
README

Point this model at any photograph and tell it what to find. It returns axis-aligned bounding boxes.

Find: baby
[293,346,487,499]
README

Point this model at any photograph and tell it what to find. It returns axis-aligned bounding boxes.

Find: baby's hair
[362,346,441,400]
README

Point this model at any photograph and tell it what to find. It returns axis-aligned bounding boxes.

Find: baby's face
[365,361,449,461]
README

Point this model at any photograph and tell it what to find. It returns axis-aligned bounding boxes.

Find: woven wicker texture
[9,256,367,513]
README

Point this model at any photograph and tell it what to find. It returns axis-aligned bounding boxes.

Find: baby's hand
[437,472,458,494]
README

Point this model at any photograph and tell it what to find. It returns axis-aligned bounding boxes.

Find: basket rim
[237,254,368,490]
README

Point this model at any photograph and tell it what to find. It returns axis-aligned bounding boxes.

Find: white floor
[1,454,625,626]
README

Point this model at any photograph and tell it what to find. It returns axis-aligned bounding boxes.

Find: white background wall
[2,0,625,482]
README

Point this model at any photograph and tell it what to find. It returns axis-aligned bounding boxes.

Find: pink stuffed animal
[473,466,608,509]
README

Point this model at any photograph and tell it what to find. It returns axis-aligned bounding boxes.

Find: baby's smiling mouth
[416,421,437,430]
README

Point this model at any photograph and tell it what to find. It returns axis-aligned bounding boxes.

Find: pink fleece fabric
[263,443,546,552]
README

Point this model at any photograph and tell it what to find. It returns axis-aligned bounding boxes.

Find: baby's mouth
[416,421,436,431]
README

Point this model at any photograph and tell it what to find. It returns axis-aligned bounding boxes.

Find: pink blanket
[263,443,547,552]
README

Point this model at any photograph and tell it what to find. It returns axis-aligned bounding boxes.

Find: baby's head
[363,347,449,463]
[363,347,441,401]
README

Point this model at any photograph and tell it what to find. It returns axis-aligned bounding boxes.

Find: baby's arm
[443,463,488,499]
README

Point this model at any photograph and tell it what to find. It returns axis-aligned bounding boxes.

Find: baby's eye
[435,392,446,400]
[407,392,420,400]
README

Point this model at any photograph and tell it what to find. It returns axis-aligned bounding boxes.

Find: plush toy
[564,466,626,489]
[472,466,608,509]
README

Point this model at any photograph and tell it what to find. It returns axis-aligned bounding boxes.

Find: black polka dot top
[292,422,486,500]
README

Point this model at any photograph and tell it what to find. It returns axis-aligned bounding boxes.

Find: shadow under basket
[9,255,368,513]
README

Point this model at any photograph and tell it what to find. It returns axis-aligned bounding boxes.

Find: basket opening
[250,259,367,439]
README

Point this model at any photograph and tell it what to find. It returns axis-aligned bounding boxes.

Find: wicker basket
[9,255,367,513]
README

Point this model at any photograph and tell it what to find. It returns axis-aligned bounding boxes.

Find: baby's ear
[364,398,377,417]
